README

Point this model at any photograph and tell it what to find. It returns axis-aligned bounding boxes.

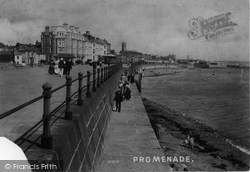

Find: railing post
[104,67,107,82]
[97,68,100,87]
[107,65,109,78]
[77,72,83,105]
[65,75,72,120]
[41,82,52,149]
[101,68,103,84]
[92,68,96,92]
[86,70,91,97]
[138,72,143,93]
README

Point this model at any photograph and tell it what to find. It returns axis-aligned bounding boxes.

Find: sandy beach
[142,98,249,171]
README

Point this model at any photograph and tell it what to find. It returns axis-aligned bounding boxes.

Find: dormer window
[58,32,64,37]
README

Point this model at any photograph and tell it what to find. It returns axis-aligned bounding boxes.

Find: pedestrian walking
[130,74,135,83]
[121,74,126,84]
[58,58,65,77]
[114,87,123,112]
[123,84,131,100]
[65,59,73,75]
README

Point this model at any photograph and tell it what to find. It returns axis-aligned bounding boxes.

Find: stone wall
[28,67,123,172]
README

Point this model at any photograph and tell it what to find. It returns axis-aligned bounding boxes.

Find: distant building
[0,51,13,63]
[14,51,23,65]
[41,23,111,63]
[15,44,46,66]
[103,39,111,54]
[0,43,14,63]
[121,42,126,52]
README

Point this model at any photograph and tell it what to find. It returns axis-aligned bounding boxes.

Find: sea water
[141,67,250,154]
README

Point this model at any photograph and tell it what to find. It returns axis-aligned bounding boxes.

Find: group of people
[114,73,132,112]
[48,58,73,77]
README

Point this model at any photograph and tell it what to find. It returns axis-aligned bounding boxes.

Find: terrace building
[41,22,110,63]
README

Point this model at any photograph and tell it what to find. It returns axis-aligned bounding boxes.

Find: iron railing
[0,63,122,149]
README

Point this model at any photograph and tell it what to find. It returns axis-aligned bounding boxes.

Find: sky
[0,0,249,61]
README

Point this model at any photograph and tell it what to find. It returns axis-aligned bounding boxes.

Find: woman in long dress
[54,59,60,75]
[48,60,55,74]
[123,84,131,100]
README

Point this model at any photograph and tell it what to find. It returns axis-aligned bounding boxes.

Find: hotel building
[41,22,110,62]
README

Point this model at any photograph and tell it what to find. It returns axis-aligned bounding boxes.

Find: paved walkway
[0,64,93,141]
[95,83,171,172]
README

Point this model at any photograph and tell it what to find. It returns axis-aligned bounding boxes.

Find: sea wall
[26,67,123,172]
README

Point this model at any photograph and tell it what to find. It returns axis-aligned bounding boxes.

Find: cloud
[0,18,43,44]
[0,0,248,61]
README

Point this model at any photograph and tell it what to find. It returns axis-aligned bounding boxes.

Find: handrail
[0,95,44,120]
[0,63,123,149]
[51,84,67,94]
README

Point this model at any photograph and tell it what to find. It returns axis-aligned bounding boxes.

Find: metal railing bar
[22,109,67,152]
[0,95,44,120]
[50,101,67,117]
[71,77,79,83]
[50,84,67,94]
[14,119,43,144]
[4,64,122,150]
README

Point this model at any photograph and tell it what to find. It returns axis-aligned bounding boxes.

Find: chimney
[69,25,74,30]
[45,26,50,35]
[75,27,79,32]
[63,22,68,29]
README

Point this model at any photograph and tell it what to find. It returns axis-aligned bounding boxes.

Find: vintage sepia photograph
[0,0,249,171]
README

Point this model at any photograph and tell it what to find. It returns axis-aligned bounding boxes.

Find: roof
[14,50,22,55]
[18,44,39,52]
[103,39,111,45]
[0,42,5,48]
[50,25,81,35]
[103,54,116,57]
[0,51,12,55]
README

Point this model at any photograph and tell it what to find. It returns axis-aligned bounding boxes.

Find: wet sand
[142,98,250,171]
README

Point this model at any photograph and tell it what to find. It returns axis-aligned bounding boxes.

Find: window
[58,32,63,37]
[93,49,95,54]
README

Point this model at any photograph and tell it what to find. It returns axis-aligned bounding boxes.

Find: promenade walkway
[95,82,171,172]
[0,64,93,141]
